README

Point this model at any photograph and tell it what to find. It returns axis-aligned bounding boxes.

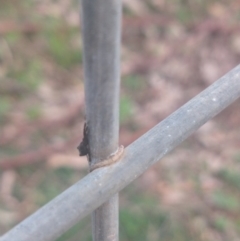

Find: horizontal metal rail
[1,65,240,241]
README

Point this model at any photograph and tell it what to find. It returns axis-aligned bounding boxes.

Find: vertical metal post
[80,0,121,241]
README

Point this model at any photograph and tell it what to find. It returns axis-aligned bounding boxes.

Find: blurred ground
[1,0,240,240]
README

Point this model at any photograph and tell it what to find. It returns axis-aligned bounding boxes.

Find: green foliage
[5,32,21,45]
[120,184,199,241]
[46,26,82,68]
[236,218,240,232]
[18,165,40,177]
[234,153,240,163]
[176,6,193,23]
[214,215,231,231]
[26,106,42,121]
[120,96,133,123]
[36,168,76,205]
[123,75,146,92]
[0,97,11,121]
[211,190,240,212]
[170,0,212,23]
[216,168,240,189]
[120,209,149,240]
[18,61,42,89]
[12,182,24,203]
[8,60,42,91]
[0,2,16,17]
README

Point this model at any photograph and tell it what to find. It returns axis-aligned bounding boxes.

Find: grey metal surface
[92,195,119,241]
[1,65,240,241]
[81,0,122,240]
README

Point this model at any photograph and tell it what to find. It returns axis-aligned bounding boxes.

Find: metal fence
[1,1,240,241]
